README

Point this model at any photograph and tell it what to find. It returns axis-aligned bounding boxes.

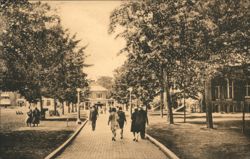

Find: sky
[45,1,126,80]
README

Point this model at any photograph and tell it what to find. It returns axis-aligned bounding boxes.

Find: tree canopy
[0,0,89,104]
[109,0,250,125]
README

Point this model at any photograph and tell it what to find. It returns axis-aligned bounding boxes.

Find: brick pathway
[57,112,168,159]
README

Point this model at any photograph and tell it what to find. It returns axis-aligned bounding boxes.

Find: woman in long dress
[32,107,40,127]
[108,107,119,141]
[131,108,141,142]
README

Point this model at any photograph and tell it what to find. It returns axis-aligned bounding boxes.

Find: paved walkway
[57,112,168,159]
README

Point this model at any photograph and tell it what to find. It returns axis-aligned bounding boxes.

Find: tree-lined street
[0,0,249,159]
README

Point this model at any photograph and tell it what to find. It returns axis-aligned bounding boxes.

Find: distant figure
[131,108,140,142]
[32,107,40,127]
[89,106,98,131]
[139,106,149,139]
[108,107,119,141]
[25,107,33,127]
[117,107,126,139]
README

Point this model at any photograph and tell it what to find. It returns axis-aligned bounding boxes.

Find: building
[84,84,114,110]
[0,91,27,107]
[206,64,250,113]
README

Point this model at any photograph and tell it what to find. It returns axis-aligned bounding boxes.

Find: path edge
[146,134,180,159]
[44,120,88,159]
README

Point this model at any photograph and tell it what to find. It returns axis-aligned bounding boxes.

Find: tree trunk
[71,103,74,113]
[54,98,57,116]
[40,97,43,111]
[160,88,164,118]
[242,102,245,133]
[164,70,174,124]
[201,93,205,113]
[184,95,186,123]
[68,102,70,113]
[205,80,213,128]
[130,92,132,116]
[40,97,45,120]
[165,85,174,124]
[160,66,164,118]
[62,101,64,115]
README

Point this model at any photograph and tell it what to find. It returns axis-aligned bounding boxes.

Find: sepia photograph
[0,0,249,159]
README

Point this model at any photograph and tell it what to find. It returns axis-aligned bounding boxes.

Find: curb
[146,134,180,159]
[44,120,88,159]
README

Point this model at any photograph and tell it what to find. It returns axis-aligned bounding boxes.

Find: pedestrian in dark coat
[117,107,126,139]
[32,107,40,127]
[25,107,33,127]
[139,106,149,139]
[89,106,98,131]
[131,108,140,141]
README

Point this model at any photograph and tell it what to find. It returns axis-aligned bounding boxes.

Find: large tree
[0,1,89,112]
[112,55,160,114]
[0,1,60,103]
[109,0,250,127]
[109,0,210,123]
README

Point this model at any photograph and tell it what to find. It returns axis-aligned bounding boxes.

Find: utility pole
[76,88,81,124]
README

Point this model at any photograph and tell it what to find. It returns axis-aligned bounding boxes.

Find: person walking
[139,106,149,139]
[25,107,33,127]
[131,108,140,142]
[117,107,126,139]
[32,107,40,127]
[89,105,98,131]
[108,107,119,141]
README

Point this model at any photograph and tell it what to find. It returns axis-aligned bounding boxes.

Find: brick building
[206,64,250,113]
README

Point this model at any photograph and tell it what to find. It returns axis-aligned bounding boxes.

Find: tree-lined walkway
[56,112,167,159]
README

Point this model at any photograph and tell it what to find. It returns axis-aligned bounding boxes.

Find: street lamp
[128,87,133,116]
[76,88,81,124]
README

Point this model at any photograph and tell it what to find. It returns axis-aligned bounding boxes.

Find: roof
[90,85,107,92]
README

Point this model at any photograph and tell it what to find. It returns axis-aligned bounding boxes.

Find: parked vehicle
[0,93,11,107]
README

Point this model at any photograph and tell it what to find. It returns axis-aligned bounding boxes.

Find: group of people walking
[89,105,148,142]
[108,107,126,141]
[25,107,41,127]
[131,106,148,141]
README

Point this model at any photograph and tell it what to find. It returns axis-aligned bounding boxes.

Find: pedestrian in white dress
[108,107,119,141]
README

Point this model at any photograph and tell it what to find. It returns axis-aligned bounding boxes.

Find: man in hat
[89,105,98,131]
[117,107,126,139]
[138,105,148,139]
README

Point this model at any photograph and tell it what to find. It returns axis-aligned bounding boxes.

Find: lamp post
[128,87,133,116]
[76,88,81,124]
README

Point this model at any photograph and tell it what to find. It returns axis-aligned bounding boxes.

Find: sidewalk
[56,112,168,159]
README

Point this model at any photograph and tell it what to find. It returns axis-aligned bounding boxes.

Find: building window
[47,100,51,106]
[214,86,220,99]
[97,93,102,98]
[246,81,250,97]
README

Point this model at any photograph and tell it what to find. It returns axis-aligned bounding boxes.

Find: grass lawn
[0,107,82,159]
[0,130,73,159]
[147,113,250,159]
